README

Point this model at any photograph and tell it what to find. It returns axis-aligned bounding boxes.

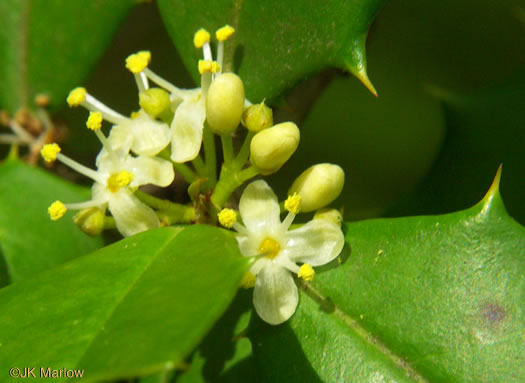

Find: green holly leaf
[0,159,103,283]
[157,0,385,100]
[0,225,249,382]
[250,170,525,382]
[389,70,525,224]
[177,290,257,383]
[0,0,135,113]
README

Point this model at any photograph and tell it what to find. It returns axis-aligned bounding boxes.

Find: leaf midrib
[302,281,430,383]
[71,227,183,379]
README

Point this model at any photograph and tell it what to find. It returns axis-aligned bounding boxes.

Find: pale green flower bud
[288,163,344,212]
[139,88,171,119]
[314,208,343,226]
[250,122,299,175]
[205,73,245,135]
[74,207,105,236]
[241,102,273,132]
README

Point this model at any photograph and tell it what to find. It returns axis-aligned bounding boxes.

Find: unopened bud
[139,88,171,119]
[205,73,245,135]
[313,208,343,226]
[250,122,299,175]
[288,164,344,212]
[74,207,105,236]
[241,102,273,132]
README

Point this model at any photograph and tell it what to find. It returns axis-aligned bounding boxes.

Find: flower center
[259,237,281,259]
[106,170,134,193]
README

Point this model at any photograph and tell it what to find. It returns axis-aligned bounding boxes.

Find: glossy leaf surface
[0,159,103,282]
[251,172,525,382]
[0,225,249,382]
[157,0,385,100]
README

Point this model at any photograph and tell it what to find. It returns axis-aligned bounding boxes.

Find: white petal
[170,98,205,163]
[126,155,174,187]
[283,219,344,266]
[128,113,171,156]
[253,262,299,325]
[108,188,159,237]
[91,182,110,206]
[96,125,133,171]
[239,180,281,233]
[107,125,133,157]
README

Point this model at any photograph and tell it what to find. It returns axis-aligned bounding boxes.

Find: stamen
[67,87,87,107]
[232,221,249,235]
[41,143,61,162]
[281,193,301,230]
[56,153,104,183]
[298,264,315,281]
[125,51,151,74]
[278,257,300,274]
[216,25,235,73]
[285,193,301,214]
[216,25,235,42]
[193,29,210,49]
[86,111,103,131]
[83,94,128,125]
[199,60,219,96]
[66,199,107,210]
[198,60,213,74]
[134,72,149,93]
[48,201,67,221]
[240,271,256,288]
[144,68,186,98]
[194,29,212,60]
[218,208,237,228]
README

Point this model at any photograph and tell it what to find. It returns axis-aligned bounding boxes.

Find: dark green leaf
[251,171,525,382]
[177,290,257,383]
[370,0,525,92]
[0,0,135,113]
[0,159,103,282]
[389,70,525,224]
[0,225,249,382]
[157,0,385,100]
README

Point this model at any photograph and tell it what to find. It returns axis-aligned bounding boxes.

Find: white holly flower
[220,180,344,325]
[143,26,247,162]
[42,112,174,237]
[66,51,171,158]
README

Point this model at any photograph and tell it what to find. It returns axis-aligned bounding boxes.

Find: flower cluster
[36,25,347,325]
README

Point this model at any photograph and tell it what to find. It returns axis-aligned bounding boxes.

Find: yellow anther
[259,237,281,259]
[107,171,134,193]
[198,60,213,74]
[86,111,103,131]
[193,28,210,48]
[125,51,151,74]
[130,111,140,119]
[40,143,61,163]
[298,264,315,281]
[67,87,87,107]
[240,271,256,289]
[48,201,67,221]
[216,25,235,41]
[210,61,221,73]
[218,208,237,228]
[284,193,302,214]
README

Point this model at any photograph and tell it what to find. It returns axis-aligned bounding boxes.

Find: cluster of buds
[34,25,347,325]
